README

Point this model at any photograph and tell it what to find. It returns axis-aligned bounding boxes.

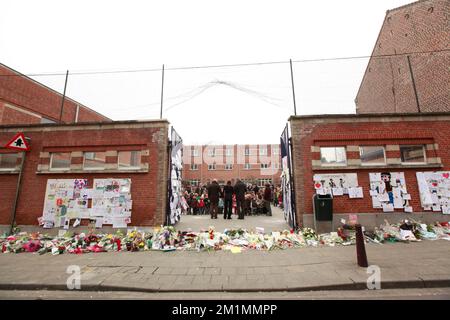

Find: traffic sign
[4,132,30,151]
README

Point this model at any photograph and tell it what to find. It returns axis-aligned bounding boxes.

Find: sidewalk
[0,239,449,293]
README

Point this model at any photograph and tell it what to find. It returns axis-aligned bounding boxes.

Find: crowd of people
[180,179,283,220]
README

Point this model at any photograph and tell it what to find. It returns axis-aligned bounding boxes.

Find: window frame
[118,150,141,170]
[244,163,251,170]
[207,163,216,171]
[260,163,269,169]
[359,146,386,166]
[83,151,107,170]
[0,153,19,171]
[49,152,72,171]
[192,149,199,157]
[320,147,347,166]
[225,148,233,157]
[258,178,272,187]
[400,145,427,165]
[224,163,233,170]
[190,164,199,171]
[259,147,267,156]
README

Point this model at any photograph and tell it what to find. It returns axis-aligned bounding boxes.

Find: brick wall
[0,120,169,227]
[0,63,111,124]
[289,113,450,226]
[355,0,450,114]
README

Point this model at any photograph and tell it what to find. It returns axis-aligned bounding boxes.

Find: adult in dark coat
[207,179,221,219]
[223,180,234,219]
[234,179,247,219]
[263,183,273,216]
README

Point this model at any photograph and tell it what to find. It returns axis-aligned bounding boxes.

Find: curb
[1,279,450,293]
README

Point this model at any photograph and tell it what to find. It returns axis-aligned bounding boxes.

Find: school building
[182,144,282,187]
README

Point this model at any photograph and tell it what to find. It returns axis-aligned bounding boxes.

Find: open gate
[166,127,183,226]
[280,124,297,229]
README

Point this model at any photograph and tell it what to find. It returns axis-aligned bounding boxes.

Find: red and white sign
[4,132,30,151]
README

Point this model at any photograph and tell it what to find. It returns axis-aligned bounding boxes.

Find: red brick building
[0,120,169,231]
[182,144,281,187]
[282,0,450,230]
[355,0,450,114]
[289,113,450,229]
[0,63,173,231]
[0,63,111,124]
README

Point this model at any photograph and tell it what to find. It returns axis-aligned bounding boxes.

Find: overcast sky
[0,0,413,145]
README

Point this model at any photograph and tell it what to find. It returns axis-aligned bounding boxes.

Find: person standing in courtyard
[263,183,272,216]
[207,179,221,219]
[234,179,247,219]
[223,180,234,219]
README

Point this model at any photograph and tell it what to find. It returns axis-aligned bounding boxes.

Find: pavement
[0,238,450,295]
[176,205,290,233]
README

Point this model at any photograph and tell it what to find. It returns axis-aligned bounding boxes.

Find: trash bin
[313,194,333,221]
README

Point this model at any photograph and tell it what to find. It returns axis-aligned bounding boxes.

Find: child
[198,195,205,215]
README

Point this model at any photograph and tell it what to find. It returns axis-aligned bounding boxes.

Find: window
[359,146,386,165]
[208,164,216,170]
[50,152,71,170]
[244,148,250,156]
[400,145,426,164]
[225,149,233,156]
[244,163,251,170]
[260,163,269,169]
[208,148,215,157]
[190,164,198,171]
[0,153,18,170]
[83,152,106,170]
[190,179,200,186]
[258,178,272,187]
[118,151,141,169]
[320,147,347,166]
[224,164,233,170]
[272,147,280,155]
[259,147,267,156]
[272,162,279,169]
[192,149,199,157]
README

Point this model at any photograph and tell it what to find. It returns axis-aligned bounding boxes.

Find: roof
[0,62,111,121]
[288,111,450,121]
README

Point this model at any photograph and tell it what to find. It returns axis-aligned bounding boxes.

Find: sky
[0,0,414,145]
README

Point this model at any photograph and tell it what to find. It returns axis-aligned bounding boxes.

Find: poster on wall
[313,173,363,198]
[416,171,450,214]
[40,178,133,229]
[92,178,132,228]
[369,172,412,212]
[41,179,88,228]
[168,127,183,225]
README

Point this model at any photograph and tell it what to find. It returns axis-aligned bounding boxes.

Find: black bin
[313,194,333,221]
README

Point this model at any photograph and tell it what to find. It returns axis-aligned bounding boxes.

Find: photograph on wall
[313,173,362,198]
[369,172,412,212]
[416,171,450,214]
